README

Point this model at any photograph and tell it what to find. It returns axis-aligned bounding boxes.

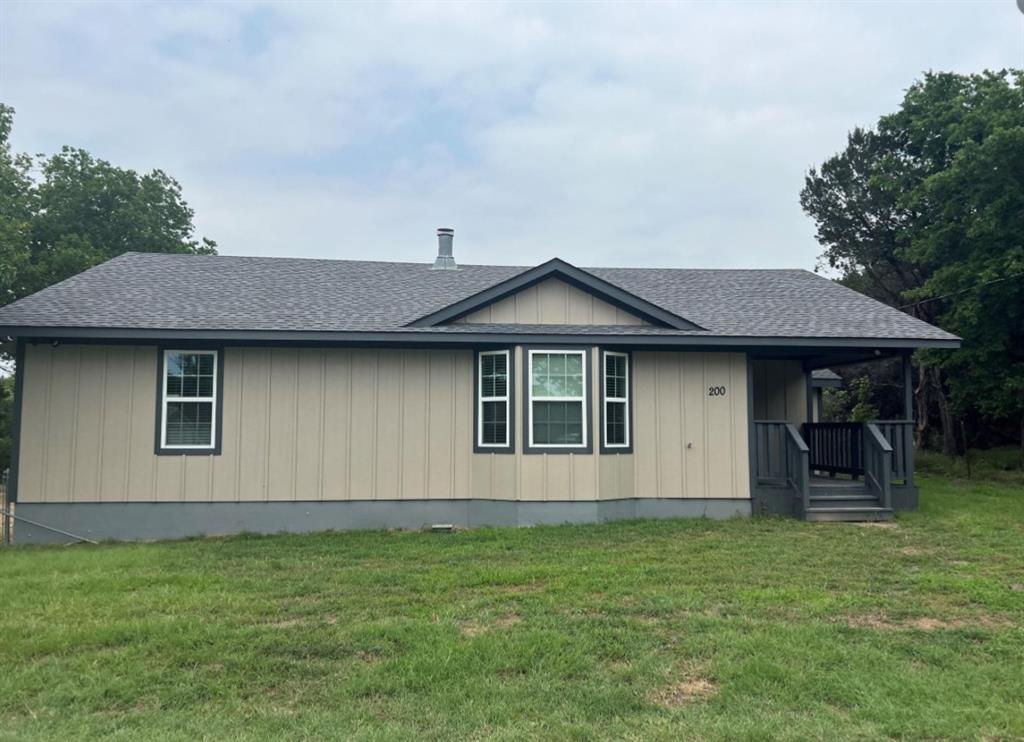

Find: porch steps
[804,482,894,522]
[804,506,894,522]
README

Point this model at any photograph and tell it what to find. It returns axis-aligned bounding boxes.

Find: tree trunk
[931,367,957,456]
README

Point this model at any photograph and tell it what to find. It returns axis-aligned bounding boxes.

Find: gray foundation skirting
[12,498,752,544]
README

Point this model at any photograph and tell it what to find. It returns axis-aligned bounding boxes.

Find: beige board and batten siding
[453,277,649,325]
[632,352,750,500]
[17,344,750,504]
[751,359,807,424]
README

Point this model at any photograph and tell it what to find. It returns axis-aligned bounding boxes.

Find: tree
[822,376,881,424]
[0,104,216,313]
[0,105,217,467]
[801,70,1024,458]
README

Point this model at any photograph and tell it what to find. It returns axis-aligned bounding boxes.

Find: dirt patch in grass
[265,618,305,629]
[495,583,546,595]
[844,612,1013,632]
[653,675,718,708]
[460,613,522,637]
[356,650,382,664]
[854,522,899,530]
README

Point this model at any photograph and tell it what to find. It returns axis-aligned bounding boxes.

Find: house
[0,230,960,543]
[810,368,843,421]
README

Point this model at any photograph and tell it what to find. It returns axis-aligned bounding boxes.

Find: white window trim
[527,348,588,449]
[477,350,510,448]
[161,349,218,450]
[603,350,630,449]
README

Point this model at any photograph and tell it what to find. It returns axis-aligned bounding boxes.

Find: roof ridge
[120,252,818,273]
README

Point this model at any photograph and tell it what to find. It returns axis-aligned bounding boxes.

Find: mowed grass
[1,475,1023,740]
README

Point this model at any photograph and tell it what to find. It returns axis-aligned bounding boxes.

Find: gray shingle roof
[0,252,959,344]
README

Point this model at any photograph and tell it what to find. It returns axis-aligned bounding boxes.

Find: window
[603,351,630,450]
[477,350,511,450]
[159,350,219,452]
[528,349,587,449]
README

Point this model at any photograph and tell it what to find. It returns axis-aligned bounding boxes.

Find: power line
[897,270,1024,310]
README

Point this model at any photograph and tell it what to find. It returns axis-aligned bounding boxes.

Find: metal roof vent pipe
[432,227,458,270]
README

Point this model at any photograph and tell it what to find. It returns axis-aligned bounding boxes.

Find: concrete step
[804,507,894,523]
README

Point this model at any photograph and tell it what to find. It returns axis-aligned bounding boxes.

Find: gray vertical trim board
[599,348,634,454]
[521,344,594,454]
[745,354,758,514]
[473,348,516,453]
[8,338,25,503]
[154,345,226,455]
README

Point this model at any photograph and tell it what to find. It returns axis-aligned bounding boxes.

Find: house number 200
[707,386,727,397]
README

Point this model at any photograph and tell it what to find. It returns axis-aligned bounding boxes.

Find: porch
[749,354,917,521]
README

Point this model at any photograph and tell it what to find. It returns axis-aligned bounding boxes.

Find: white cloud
[2,0,1021,269]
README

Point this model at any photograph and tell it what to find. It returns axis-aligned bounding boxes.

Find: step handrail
[863,423,893,510]
[784,423,811,516]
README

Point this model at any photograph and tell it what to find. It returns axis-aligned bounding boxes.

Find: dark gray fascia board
[405,258,705,330]
[4,325,962,351]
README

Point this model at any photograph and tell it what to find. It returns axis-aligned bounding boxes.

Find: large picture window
[477,350,511,450]
[528,349,588,450]
[602,351,630,450]
[159,349,220,453]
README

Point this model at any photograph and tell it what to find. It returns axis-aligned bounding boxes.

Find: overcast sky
[2,2,1021,270]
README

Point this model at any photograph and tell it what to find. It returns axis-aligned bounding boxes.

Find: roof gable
[452,276,650,326]
[408,258,703,330]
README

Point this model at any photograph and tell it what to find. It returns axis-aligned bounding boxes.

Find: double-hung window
[477,350,511,450]
[602,351,630,450]
[528,349,588,450]
[159,349,219,453]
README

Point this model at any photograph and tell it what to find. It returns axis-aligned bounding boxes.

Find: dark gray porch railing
[754,421,810,515]
[801,420,914,485]
[802,423,862,476]
[754,421,789,483]
[863,423,893,510]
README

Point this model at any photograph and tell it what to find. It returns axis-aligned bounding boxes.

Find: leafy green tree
[0,104,217,468]
[0,104,216,311]
[848,377,881,423]
[822,376,881,424]
[801,70,1024,458]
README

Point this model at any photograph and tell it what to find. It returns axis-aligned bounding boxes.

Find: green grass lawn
[2,475,1023,740]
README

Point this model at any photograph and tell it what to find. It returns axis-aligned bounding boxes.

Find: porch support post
[902,352,915,488]
[805,370,814,425]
